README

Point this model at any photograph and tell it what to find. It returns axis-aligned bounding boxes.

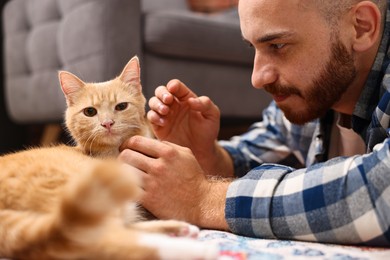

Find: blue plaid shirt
[221,2,390,246]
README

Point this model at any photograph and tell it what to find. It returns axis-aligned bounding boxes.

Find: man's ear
[351,1,382,52]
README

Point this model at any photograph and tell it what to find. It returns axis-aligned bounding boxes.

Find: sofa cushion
[143,8,254,66]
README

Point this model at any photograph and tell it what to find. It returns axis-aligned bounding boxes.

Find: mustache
[264,84,301,97]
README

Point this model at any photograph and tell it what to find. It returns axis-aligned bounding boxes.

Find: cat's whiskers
[87,133,100,156]
[80,125,101,155]
[66,139,77,147]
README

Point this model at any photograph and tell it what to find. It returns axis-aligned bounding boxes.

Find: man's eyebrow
[241,31,295,46]
[257,31,295,43]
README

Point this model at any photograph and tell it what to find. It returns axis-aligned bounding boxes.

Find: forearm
[196,178,231,231]
[225,142,390,245]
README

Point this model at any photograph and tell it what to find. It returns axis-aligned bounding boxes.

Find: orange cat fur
[60,56,152,157]
[0,56,218,260]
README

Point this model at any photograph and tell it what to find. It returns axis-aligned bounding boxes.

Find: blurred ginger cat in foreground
[0,56,218,260]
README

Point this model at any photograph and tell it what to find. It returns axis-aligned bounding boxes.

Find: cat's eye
[83,107,97,117]
[115,102,128,111]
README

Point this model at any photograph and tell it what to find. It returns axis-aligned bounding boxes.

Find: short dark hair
[313,0,387,27]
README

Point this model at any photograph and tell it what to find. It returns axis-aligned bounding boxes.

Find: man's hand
[147,79,220,158]
[119,136,230,230]
[147,79,235,177]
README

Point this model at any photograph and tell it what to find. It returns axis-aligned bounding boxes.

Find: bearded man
[121,0,390,246]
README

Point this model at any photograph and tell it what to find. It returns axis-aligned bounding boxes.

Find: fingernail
[162,94,169,103]
[158,104,166,114]
[159,118,165,126]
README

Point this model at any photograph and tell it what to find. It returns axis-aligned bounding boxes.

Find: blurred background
[0,0,31,155]
[0,0,272,155]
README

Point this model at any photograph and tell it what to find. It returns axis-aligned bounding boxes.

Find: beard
[264,37,356,125]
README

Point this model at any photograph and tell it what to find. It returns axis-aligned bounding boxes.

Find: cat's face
[59,56,148,156]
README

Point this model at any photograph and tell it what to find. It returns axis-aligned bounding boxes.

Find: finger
[166,79,198,101]
[120,163,147,189]
[160,140,186,151]
[147,110,166,127]
[148,96,170,116]
[143,174,161,195]
[188,96,221,119]
[155,85,174,105]
[120,136,164,158]
[118,147,155,173]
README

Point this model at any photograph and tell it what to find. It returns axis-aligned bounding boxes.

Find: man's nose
[251,55,278,89]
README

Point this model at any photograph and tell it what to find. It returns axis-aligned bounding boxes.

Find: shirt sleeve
[219,102,315,177]
[225,138,390,246]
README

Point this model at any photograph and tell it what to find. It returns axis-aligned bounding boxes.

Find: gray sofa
[2,0,271,125]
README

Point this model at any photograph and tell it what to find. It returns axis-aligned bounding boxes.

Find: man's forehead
[238,0,317,13]
[239,0,326,42]
[238,0,313,23]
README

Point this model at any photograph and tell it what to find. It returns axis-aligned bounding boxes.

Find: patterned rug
[199,230,390,259]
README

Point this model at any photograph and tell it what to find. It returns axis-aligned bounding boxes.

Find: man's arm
[219,101,315,177]
[225,139,390,246]
[119,134,390,245]
[197,178,231,230]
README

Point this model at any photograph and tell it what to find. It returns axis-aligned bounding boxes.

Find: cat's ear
[119,56,141,87]
[58,71,85,105]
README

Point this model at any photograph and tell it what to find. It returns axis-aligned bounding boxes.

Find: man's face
[239,0,356,124]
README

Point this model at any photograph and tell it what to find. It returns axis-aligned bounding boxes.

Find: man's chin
[282,109,320,125]
[277,99,328,125]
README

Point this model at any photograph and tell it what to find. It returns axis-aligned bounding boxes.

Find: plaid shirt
[221,2,390,246]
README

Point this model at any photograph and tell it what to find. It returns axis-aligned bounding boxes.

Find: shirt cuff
[225,164,294,238]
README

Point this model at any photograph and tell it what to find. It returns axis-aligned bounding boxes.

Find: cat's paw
[132,220,200,238]
[170,223,199,238]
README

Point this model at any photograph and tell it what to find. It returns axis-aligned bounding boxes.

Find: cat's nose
[101,119,115,129]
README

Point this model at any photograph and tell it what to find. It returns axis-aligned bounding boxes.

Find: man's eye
[271,43,285,50]
[83,107,97,117]
[115,102,128,111]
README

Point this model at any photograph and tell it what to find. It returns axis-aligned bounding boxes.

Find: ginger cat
[0,56,218,260]
[60,56,152,157]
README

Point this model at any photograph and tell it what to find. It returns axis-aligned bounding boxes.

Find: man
[119,0,390,246]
